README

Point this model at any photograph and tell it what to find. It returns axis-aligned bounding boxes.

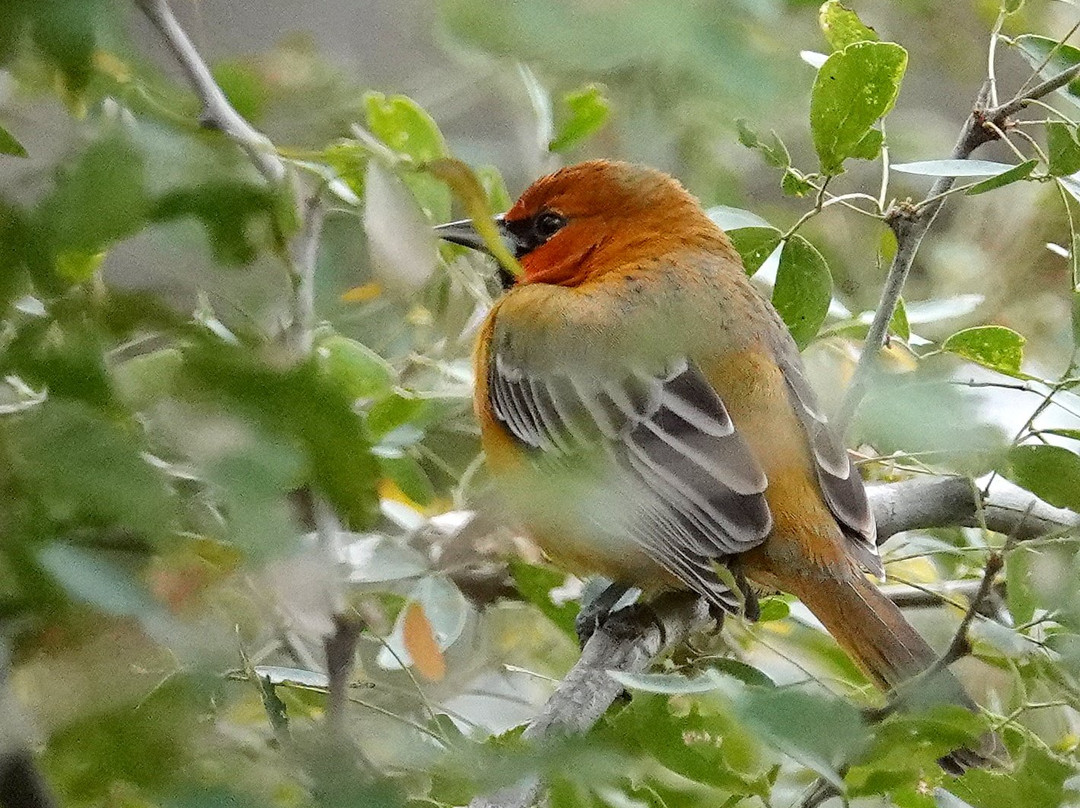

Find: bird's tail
[791,571,1004,773]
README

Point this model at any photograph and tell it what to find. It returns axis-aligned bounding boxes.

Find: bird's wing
[772,349,882,576]
[487,345,773,614]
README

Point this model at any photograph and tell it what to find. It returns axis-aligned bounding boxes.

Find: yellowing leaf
[402,601,446,682]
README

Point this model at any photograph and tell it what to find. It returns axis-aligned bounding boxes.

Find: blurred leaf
[509,559,578,636]
[7,399,175,537]
[476,164,513,211]
[955,740,1072,808]
[402,601,447,681]
[549,84,611,152]
[342,533,428,584]
[377,575,469,670]
[1013,35,1080,106]
[54,249,106,282]
[966,159,1038,194]
[892,159,1021,177]
[149,180,281,266]
[251,666,331,690]
[707,206,773,231]
[364,160,439,293]
[936,790,976,808]
[378,454,436,507]
[905,294,984,323]
[38,544,158,617]
[942,325,1025,377]
[316,335,395,400]
[735,119,790,168]
[969,617,1037,659]
[773,235,832,348]
[182,344,379,528]
[819,1,879,50]
[7,0,108,94]
[112,348,183,410]
[757,597,790,622]
[211,59,267,124]
[1007,444,1080,512]
[728,227,782,275]
[1048,122,1080,177]
[709,658,776,688]
[1001,0,1024,12]
[0,123,27,157]
[38,130,149,257]
[811,41,907,175]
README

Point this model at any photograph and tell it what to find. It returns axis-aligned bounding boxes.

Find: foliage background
[4,1,1080,807]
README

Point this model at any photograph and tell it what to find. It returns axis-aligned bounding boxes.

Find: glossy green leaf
[819,1,879,51]
[1008,444,1080,512]
[1013,35,1080,105]
[942,325,1025,376]
[1048,122,1080,176]
[773,235,832,348]
[735,119,790,168]
[811,41,907,175]
[728,227,782,275]
[966,159,1038,194]
[0,123,27,157]
[549,84,611,152]
[509,559,578,636]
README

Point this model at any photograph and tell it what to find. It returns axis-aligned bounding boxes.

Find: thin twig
[134,0,286,184]
[835,60,1080,433]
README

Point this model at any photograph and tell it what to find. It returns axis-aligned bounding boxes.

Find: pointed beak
[434,215,520,258]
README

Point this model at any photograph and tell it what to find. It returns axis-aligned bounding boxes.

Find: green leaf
[849,128,883,161]
[1013,35,1080,106]
[0,123,27,157]
[211,59,267,125]
[966,159,1038,195]
[1047,122,1080,176]
[811,41,907,175]
[112,348,184,409]
[889,297,910,341]
[781,168,815,197]
[7,399,176,538]
[710,658,776,688]
[25,0,106,94]
[1001,0,1024,13]
[316,335,395,400]
[1007,444,1080,512]
[379,453,435,506]
[773,235,832,348]
[38,544,158,617]
[728,227,782,275]
[756,596,790,622]
[38,130,149,258]
[509,559,579,636]
[892,159,1021,177]
[364,92,448,163]
[819,1,879,51]
[941,325,1025,376]
[735,119,790,168]
[549,84,611,152]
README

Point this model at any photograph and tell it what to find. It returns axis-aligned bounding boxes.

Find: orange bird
[436,160,994,770]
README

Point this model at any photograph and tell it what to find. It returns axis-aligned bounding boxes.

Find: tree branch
[465,477,1077,808]
[835,62,1080,433]
[134,0,286,184]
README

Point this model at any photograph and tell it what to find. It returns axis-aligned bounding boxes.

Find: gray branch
[835,63,1080,433]
[134,0,286,184]
[467,477,1078,808]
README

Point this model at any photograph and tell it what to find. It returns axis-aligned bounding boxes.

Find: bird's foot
[575,581,631,649]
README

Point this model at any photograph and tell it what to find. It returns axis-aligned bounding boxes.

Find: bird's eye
[533,211,567,241]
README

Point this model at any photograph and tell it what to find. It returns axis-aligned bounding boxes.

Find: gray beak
[434,215,521,257]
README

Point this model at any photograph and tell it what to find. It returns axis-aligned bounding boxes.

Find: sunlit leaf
[942,325,1025,376]
[549,84,611,152]
[1048,122,1080,176]
[364,92,448,163]
[729,227,782,275]
[773,235,832,348]
[811,41,907,175]
[1007,444,1080,512]
[819,1,879,51]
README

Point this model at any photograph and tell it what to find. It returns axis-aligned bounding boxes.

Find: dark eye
[533,211,567,241]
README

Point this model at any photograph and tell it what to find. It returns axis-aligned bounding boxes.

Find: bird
[434,159,999,772]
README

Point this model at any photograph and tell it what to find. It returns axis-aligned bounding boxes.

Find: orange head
[435,160,730,288]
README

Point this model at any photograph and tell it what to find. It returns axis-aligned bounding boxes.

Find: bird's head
[435,160,728,288]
